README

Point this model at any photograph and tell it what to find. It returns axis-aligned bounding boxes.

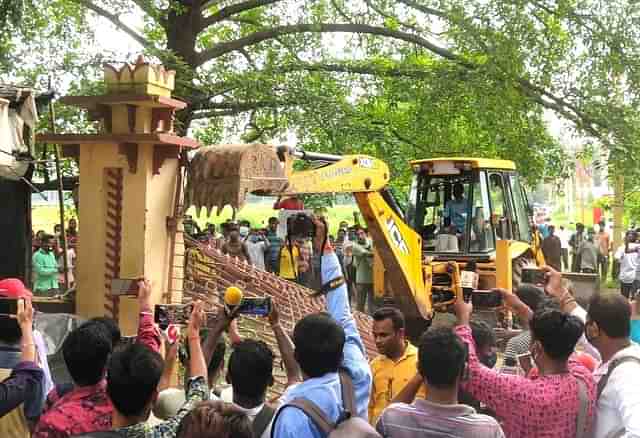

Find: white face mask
[239,226,249,236]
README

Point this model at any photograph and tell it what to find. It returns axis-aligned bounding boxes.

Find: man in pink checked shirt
[452,289,597,438]
[33,279,161,438]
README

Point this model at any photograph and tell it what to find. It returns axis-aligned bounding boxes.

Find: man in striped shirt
[375,327,504,438]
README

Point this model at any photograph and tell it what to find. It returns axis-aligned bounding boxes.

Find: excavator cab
[406,158,532,258]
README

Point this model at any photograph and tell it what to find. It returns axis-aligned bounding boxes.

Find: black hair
[268,217,278,223]
[177,401,253,438]
[89,316,122,346]
[417,327,466,388]
[515,284,547,313]
[41,233,54,243]
[530,308,583,360]
[588,294,631,338]
[548,225,555,234]
[0,316,21,344]
[469,319,496,350]
[576,223,585,232]
[293,312,345,378]
[107,343,164,417]
[63,321,112,386]
[228,340,274,400]
[372,307,405,331]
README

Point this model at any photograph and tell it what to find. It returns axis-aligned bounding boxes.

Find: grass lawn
[33,202,361,236]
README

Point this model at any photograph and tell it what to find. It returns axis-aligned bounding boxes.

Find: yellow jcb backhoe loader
[186,144,599,338]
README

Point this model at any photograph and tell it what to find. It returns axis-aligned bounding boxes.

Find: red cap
[0,279,33,299]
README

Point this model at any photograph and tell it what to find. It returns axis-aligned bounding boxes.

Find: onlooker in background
[452,288,596,438]
[547,268,640,438]
[57,240,76,290]
[541,225,562,271]
[176,401,252,438]
[377,327,504,438]
[501,285,547,375]
[265,217,282,274]
[271,217,372,437]
[558,225,571,271]
[538,217,551,239]
[238,220,251,239]
[334,228,347,272]
[273,195,304,210]
[615,231,639,300]
[579,229,599,274]
[597,220,611,281]
[352,227,375,314]
[245,229,270,270]
[108,302,208,438]
[342,232,355,304]
[221,229,251,264]
[570,223,585,272]
[32,234,62,297]
[33,230,45,253]
[34,279,161,438]
[279,238,304,283]
[0,294,44,437]
[66,218,78,239]
[369,307,426,425]
[183,215,201,237]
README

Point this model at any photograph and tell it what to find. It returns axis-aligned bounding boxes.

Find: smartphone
[0,298,19,316]
[237,297,272,316]
[471,290,503,308]
[517,352,534,374]
[111,278,140,296]
[154,304,193,328]
[521,268,546,286]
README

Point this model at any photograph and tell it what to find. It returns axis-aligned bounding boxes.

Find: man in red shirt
[33,280,160,438]
[273,195,304,210]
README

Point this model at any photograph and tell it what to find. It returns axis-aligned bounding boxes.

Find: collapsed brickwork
[183,239,376,398]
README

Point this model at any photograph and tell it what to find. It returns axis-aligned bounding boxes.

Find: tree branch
[197,23,473,66]
[395,0,449,19]
[131,0,167,29]
[73,0,150,47]
[200,0,284,31]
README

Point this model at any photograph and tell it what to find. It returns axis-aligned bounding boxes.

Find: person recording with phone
[452,287,596,438]
[0,278,50,436]
[0,297,44,423]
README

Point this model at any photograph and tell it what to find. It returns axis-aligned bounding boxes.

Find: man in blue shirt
[444,183,469,234]
[272,217,372,437]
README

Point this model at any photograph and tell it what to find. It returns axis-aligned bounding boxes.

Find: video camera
[286,213,316,240]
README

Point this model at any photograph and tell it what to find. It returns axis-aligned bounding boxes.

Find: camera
[287,213,316,239]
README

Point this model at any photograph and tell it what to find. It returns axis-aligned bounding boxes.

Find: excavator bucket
[186,144,287,215]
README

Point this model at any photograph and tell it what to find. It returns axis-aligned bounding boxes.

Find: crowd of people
[538,219,640,304]
[185,210,379,315]
[2,214,638,438]
[31,219,78,296]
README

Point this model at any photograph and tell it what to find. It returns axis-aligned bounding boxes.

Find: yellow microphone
[224,286,244,315]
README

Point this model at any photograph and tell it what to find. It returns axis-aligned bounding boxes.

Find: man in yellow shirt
[368,307,426,424]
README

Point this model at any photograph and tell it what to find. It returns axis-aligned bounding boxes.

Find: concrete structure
[39,57,198,334]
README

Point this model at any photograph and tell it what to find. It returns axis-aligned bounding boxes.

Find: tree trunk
[612,174,624,252]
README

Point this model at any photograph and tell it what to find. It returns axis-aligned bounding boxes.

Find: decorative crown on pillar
[103,55,176,98]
